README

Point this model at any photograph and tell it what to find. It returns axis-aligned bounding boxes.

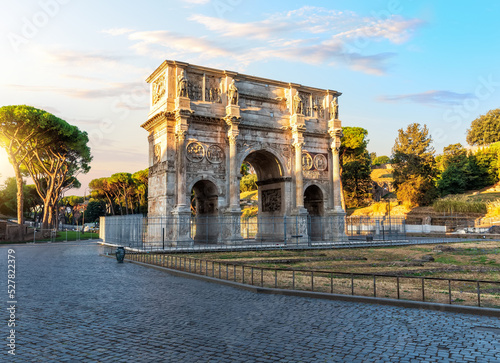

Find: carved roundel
[206,145,224,164]
[314,154,327,171]
[302,152,313,171]
[186,142,205,162]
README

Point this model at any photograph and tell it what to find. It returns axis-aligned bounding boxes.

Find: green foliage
[0,178,19,216]
[241,206,258,220]
[466,108,500,146]
[437,143,468,196]
[392,123,437,206]
[89,169,149,216]
[84,200,105,223]
[0,178,41,218]
[240,162,250,176]
[372,155,390,166]
[438,143,500,196]
[433,196,487,214]
[0,105,92,228]
[340,127,372,208]
[240,174,258,193]
[396,175,438,208]
[60,196,83,207]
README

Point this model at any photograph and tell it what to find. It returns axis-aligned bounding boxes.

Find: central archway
[304,185,324,241]
[242,149,288,242]
[191,180,219,243]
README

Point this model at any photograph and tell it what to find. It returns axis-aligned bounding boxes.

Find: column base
[221,211,244,244]
[288,209,309,245]
[171,208,194,247]
[325,210,347,241]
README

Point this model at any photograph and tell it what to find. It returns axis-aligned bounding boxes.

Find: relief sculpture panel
[205,75,222,103]
[262,189,281,213]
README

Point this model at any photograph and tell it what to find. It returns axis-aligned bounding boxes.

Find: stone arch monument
[141,60,345,246]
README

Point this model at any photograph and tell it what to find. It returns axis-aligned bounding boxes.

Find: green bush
[433,196,487,214]
[240,174,257,192]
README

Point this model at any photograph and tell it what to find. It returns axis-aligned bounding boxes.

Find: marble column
[171,106,193,246]
[228,134,239,211]
[175,129,187,209]
[293,141,305,209]
[331,140,343,212]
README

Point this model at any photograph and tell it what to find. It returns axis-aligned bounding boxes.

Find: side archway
[191,180,219,243]
[304,184,324,241]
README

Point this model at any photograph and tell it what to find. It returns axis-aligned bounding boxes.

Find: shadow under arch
[242,149,290,242]
[191,179,219,243]
[304,184,324,241]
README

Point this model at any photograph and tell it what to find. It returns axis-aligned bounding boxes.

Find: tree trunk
[13,165,25,242]
[13,166,24,226]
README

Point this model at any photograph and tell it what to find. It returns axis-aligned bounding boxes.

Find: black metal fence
[345,216,406,241]
[100,215,407,251]
[103,246,500,310]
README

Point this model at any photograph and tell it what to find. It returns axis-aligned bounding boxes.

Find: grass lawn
[1,230,100,244]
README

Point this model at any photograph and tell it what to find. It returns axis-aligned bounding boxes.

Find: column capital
[175,129,187,143]
[224,115,241,127]
[228,134,238,146]
[292,141,304,150]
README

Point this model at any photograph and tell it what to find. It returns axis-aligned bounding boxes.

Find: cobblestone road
[1,241,500,362]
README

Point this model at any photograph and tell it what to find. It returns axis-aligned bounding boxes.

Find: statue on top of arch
[177,69,189,98]
[294,93,303,115]
[330,97,339,120]
[228,79,239,105]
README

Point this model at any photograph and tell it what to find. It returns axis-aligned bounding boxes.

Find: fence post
[284,216,287,245]
[397,276,400,300]
[373,275,376,297]
[275,269,278,288]
[477,281,481,307]
[422,278,425,302]
[311,271,314,292]
[351,275,354,295]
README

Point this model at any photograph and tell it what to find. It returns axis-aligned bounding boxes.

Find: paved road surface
[1,241,500,362]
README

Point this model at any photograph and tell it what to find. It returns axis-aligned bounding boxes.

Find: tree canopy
[466,109,500,146]
[392,123,438,207]
[340,127,372,208]
[89,169,148,216]
[0,105,92,228]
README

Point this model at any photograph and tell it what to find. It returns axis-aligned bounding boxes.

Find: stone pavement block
[2,241,500,362]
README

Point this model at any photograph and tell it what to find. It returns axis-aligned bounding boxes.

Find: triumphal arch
[141,60,345,246]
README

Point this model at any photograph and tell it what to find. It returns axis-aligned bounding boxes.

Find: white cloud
[120,6,424,76]
[102,28,135,36]
[379,90,474,105]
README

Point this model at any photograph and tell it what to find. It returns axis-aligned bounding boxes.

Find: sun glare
[0,148,13,183]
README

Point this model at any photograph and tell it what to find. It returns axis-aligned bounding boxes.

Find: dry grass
[128,241,500,308]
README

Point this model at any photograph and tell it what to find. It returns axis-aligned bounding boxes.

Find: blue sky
[1,0,499,194]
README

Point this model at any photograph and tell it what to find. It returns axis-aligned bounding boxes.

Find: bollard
[116,247,126,263]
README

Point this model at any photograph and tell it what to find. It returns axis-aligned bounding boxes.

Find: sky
[1,0,499,195]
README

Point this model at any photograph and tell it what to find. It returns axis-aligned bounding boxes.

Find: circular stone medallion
[313,154,327,171]
[206,145,224,164]
[302,152,313,171]
[186,142,205,162]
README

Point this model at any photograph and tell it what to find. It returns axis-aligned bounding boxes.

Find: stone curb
[101,254,500,317]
